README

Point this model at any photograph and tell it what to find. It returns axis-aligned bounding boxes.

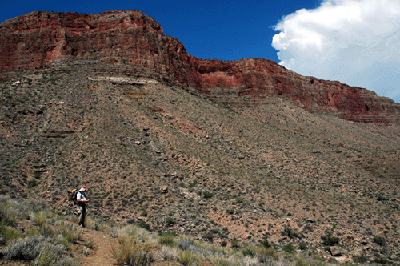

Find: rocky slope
[1,10,399,124]
[1,10,400,264]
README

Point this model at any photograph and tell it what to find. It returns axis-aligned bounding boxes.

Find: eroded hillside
[1,61,399,263]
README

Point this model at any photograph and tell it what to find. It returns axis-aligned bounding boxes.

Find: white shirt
[77,189,87,200]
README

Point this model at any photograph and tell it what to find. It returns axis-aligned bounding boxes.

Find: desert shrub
[203,232,214,242]
[371,255,390,264]
[257,246,277,263]
[0,202,17,227]
[157,245,178,261]
[137,220,151,230]
[32,212,47,227]
[0,225,23,243]
[259,238,272,248]
[85,217,97,230]
[28,179,39,188]
[6,235,77,265]
[226,209,234,215]
[112,235,155,265]
[282,244,295,252]
[230,238,239,248]
[5,235,49,260]
[242,247,256,257]
[221,240,227,247]
[189,179,198,188]
[202,191,214,199]
[299,242,307,250]
[321,234,340,246]
[353,255,368,263]
[115,224,155,244]
[99,223,113,234]
[284,227,299,238]
[35,244,77,266]
[158,232,175,246]
[373,235,386,246]
[58,223,81,246]
[174,236,194,251]
[165,217,175,227]
[178,249,197,265]
[292,255,316,266]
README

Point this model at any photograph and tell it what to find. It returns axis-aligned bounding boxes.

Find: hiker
[75,185,90,227]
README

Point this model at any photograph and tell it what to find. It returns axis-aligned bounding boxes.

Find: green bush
[230,238,239,248]
[282,244,295,252]
[203,232,214,242]
[202,191,214,199]
[28,179,39,188]
[284,227,299,238]
[299,242,307,250]
[189,180,198,188]
[226,209,234,215]
[259,238,271,248]
[137,220,151,230]
[322,234,340,246]
[373,236,386,246]
[165,217,175,227]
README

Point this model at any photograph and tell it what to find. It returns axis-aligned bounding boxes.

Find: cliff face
[1,10,399,124]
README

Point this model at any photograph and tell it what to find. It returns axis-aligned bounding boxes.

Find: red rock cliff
[1,10,399,124]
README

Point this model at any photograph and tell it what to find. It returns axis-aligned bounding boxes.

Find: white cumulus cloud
[272,0,400,102]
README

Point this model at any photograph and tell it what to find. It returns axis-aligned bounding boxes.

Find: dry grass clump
[111,233,157,265]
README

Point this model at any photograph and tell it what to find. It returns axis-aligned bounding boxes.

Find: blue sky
[0,0,321,62]
[1,0,399,102]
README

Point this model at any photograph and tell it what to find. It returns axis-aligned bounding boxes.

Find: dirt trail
[79,228,117,266]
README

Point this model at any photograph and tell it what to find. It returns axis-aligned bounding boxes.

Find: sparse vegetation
[1,58,400,265]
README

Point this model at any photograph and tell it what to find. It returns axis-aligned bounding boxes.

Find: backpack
[69,189,79,204]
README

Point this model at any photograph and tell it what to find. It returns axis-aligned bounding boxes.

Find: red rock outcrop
[1,10,399,124]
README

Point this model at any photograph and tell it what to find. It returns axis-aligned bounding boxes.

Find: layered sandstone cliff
[1,10,399,123]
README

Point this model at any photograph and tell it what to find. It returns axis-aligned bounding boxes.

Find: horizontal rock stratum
[1,10,399,124]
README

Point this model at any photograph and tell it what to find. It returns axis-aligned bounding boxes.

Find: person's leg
[81,204,87,227]
[78,205,84,226]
